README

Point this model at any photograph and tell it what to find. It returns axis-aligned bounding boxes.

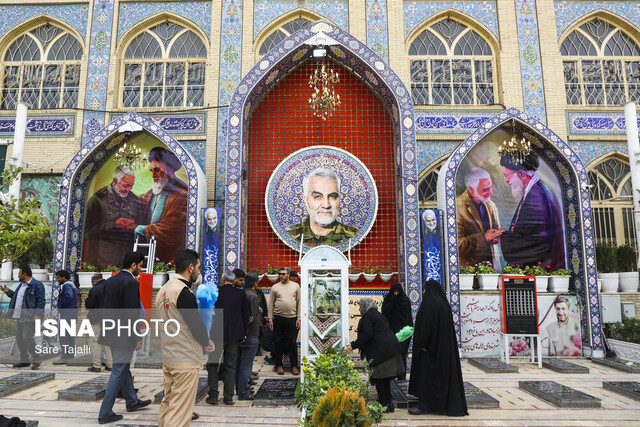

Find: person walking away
[85,273,112,372]
[55,270,78,363]
[408,280,468,416]
[0,266,45,370]
[381,282,413,380]
[235,273,260,400]
[205,271,249,406]
[267,267,300,375]
[97,251,151,424]
[346,297,404,413]
[157,249,214,427]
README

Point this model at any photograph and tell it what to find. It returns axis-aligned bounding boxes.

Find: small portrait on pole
[266,146,378,253]
[314,278,342,316]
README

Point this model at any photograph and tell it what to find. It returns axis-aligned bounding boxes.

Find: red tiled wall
[246,60,398,281]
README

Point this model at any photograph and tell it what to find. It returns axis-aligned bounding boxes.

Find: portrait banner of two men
[455,128,567,273]
[83,134,188,267]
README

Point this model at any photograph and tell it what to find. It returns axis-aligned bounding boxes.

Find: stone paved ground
[0,357,639,426]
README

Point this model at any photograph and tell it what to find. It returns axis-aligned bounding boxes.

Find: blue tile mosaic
[555,1,640,38]
[254,0,348,38]
[181,140,207,171]
[118,1,212,39]
[81,0,115,146]
[568,112,640,135]
[404,1,498,39]
[0,115,74,137]
[416,140,459,173]
[570,141,629,166]
[0,5,89,41]
[515,0,547,124]
[415,111,494,134]
[440,107,603,351]
[366,0,389,62]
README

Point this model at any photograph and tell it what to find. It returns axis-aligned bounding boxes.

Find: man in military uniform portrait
[286,168,357,248]
[315,280,341,315]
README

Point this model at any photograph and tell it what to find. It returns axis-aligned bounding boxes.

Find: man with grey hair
[456,167,502,268]
[83,164,141,267]
[286,167,357,248]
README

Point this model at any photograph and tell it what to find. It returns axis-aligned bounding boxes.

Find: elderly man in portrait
[83,164,141,268]
[132,147,188,262]
[498,149,565,270]
[456,167,502,269]
[544,297,581,356]
[286,168,357,248]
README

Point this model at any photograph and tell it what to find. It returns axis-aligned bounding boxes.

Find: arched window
[121,21,206,108]
[409,18,495,106]
[418,158,445,208]
[588,155,636,247]
[258,17,312,56]
[561,18,640,105]
[1,23,83,110]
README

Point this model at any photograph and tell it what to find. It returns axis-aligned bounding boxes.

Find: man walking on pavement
[85,273,112,372]
[236,273,260,400]
[0,266,45,370]
[97,251,151,424]
[54,270,78,363]
[206,270,249,406]
[268,267,301,375]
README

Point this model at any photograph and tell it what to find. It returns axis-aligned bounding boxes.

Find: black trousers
[373,377,393,407]
[16,321,38,363]
[272,315,298,368]
[206,340,239,402]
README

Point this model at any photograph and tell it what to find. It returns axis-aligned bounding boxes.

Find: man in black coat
[409,280,467,416]
[382,283,413,379]
[85,273,112,372]
[205,270,250,406]
[97,251,151,424]
[499,150,565,270]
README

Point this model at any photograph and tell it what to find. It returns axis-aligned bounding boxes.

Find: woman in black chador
[408,280,468,416]
[381,282,413,380]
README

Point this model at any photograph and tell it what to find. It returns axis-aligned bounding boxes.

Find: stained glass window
[1,24,83,110]
[409,19,495,106]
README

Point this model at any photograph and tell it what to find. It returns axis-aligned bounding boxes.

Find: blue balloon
[196,282,218,335]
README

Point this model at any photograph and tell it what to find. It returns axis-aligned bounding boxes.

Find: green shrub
[312,386,371,427]
[595,244,618,273]
[609,317,640,344]
[295,350,384,426]
[616,245,637,272]
[0,318,17,339]
[30,237,53,269]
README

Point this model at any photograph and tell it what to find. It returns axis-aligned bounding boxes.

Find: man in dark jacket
[235,273,260,400]
[85,274,112,372]
[97,251,151,424]
[205,270,249,406]
[55,270,78,363]
[0,265,45,369]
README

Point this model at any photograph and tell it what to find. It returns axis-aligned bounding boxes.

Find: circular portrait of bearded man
[266,146,378,253]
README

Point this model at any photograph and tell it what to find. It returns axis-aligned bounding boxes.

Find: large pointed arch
[437,107,604,356]
[223,20,422,310]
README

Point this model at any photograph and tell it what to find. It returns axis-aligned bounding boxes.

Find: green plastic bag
[396,326,414,342]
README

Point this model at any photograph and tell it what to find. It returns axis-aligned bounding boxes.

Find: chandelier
[113,142,144,170]
[498,134,532,165]
[308,62,341,120]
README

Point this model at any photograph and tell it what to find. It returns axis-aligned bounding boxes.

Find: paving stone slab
[603,381,640,402]
[468,357,518,373]
[0,372,55,397]
[58,375,109,401]
[592,357,640,373]
[154,377,208,404]
[464,382,500,408]
[64,354,93,366]
[133,353,162,369]
[542,358,589,373]
[253,378,299,407]
[519,380,601,408]
[25,422,38,427]
[390,380,417,408]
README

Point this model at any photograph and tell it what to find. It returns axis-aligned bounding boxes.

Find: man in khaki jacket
[156,249,214,427]
[456,167,502,269]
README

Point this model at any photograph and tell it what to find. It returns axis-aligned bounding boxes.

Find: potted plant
[266,265,279,283]
[474,262,499,290]
[348,266,362,282]
[549,268,571,292]
[152,261,169,288]
[101,264,120,279]
[312,386,370,426]
[379,266,394,282]
[314,269,328,277]
[362,266,378,282]
[501,264,525,276]
[77,262,97,288]
[607,317,640,363]
[166,260,176,280]
[29,237,53,281]
[596,243,619,293]
[525,263,550,293]
[617,245,638,293]
[458,265,475,291]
